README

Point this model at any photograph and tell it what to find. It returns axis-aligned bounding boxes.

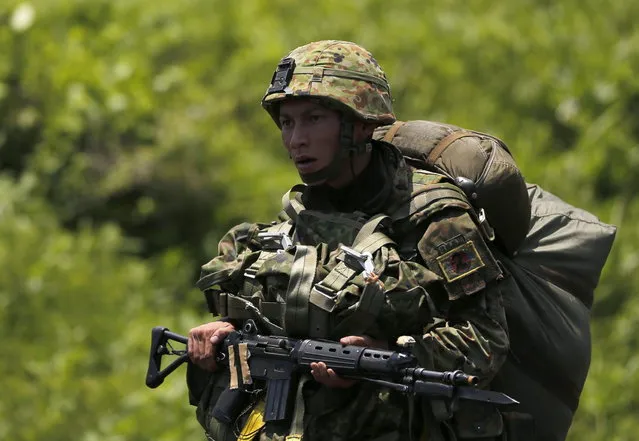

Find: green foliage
[0,174,206,440]
[0,0,636,439]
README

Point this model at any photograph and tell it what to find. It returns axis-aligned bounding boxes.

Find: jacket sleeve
[413,207,509,384]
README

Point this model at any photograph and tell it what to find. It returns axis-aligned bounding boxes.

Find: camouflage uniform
[192,41,510,441]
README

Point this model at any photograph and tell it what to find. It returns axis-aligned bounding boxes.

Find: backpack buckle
[310,282,339,312]
[340,245,375,278]
[257,232,293,252]
[477,208,496,242]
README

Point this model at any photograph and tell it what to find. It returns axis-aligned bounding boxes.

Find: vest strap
[284,375,311,441]
[284,245,318,337]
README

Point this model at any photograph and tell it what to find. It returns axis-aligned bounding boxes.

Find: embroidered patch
[436,241,485,282]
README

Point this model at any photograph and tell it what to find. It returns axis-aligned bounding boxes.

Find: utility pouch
[192,368,245,441]
[212,387,251,425]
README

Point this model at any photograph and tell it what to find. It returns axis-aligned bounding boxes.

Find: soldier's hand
[310,335,388,388]
[188,321,236,372]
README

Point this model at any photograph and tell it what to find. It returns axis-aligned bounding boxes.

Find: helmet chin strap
[298,119,372,186]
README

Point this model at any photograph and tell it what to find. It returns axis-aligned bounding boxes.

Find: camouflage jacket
[195,141,510,441]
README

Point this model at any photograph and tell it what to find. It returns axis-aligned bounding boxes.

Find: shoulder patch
[436,240,485,282]
[418,210,503,300]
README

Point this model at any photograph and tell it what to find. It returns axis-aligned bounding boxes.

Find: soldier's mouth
[294,156,315,164]
[294,157,317,172]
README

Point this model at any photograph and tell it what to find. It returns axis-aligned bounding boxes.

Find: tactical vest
[196,170,475,342]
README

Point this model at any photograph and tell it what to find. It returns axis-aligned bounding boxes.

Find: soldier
[187,40,510,441]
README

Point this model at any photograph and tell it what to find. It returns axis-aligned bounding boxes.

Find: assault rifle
[146,320,517,423]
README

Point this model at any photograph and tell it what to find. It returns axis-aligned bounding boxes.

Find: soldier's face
[279,100,342,179]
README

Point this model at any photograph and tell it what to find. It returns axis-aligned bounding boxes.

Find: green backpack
[374,120,617,441]
[375,120,531,256]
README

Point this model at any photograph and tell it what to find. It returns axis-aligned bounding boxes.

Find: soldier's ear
[354,121,379,141]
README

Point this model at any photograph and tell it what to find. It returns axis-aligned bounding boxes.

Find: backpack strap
[381,120,407,143]
[382,123,480,168]
[427,131,476,165]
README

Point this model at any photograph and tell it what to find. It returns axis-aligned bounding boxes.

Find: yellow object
[238,400,266,441]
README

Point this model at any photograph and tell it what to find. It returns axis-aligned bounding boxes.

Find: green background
[1,0,636,439]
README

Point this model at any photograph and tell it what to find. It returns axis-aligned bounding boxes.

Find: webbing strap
[352,213,390,247]
[285,375,311,441]
[381,120,407,143]
[327,216,392,338]
[282,185,307,222]
[355,231,396,255]
[426,131,476,165]
[226,294,285,335]
[284,245,318,337]
[293,67,391,91]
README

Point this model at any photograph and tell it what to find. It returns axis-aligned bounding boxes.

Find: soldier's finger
[326,369,356,388]
[202,334,214,359]
[210,327,232,345]
[310,362,328,379]
[187,334,197,361]
[195,333,207,360]
[340,335,369,347]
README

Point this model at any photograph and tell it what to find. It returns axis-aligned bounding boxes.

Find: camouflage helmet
[261,40,396,125]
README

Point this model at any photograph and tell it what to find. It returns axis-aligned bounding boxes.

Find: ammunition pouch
[188,365,247,441]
